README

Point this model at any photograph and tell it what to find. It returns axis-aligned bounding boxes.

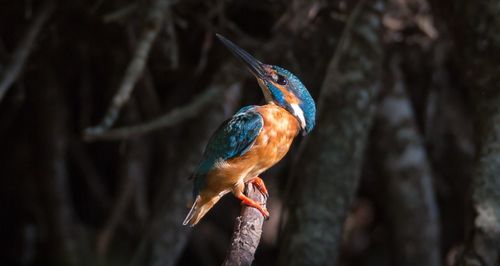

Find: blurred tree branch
[0,0,54,103]
[278,0,384,265]
[223,183,267,266]
[84,0,172,136]
[84,87,220,142]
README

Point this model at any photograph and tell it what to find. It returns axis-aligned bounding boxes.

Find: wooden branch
[0,0,54,103]
[163,9,179,69]
[102,3,139,23]
[83,87,220,141]
[223,183,267,266]
[84,0,170,135]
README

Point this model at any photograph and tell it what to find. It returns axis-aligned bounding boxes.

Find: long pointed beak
[216,34,267,79]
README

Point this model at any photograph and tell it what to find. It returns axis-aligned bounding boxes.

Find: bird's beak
[216,34,267,80]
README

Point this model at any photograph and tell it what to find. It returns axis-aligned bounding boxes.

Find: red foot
[237,193,270,220]
[251,177,269,198]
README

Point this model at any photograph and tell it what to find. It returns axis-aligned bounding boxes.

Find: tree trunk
[278,1,384,265]
[373,57,441,266]
[430,1,500,265]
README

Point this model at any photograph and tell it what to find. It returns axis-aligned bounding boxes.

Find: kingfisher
[183,34,316,226]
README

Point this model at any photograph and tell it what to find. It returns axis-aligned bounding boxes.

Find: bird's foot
[250,176,269,198]
[237,193,270,220]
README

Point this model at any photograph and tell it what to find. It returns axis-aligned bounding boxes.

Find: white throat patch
[291,103,306,130]
[258,79,274,102]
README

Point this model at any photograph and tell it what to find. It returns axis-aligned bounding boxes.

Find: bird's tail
[182,195,220,227]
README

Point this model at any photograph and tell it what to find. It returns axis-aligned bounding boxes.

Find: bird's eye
[276,74,287,85]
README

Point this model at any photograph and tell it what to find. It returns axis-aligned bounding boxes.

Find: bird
[182,34,316,226]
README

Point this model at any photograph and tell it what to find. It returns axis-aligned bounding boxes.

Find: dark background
[0,0,499,265]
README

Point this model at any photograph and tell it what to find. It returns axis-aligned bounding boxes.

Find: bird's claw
[251,177,269,199]
[238,193,270,220]
[262,208,270,220]
[241,201,270,221]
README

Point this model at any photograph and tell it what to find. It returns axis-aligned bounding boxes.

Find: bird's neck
[258,103,300,135]
[262,101,305,132]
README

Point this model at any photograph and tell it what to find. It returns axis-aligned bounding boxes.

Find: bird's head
[216,34,316,135]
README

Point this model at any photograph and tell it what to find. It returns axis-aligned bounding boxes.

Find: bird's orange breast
[202,103,300,196]
[246,104,300,176]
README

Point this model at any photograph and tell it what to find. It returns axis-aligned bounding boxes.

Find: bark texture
[278,1,384,265]
[373,58,441,266]
[462,99,500,265]
[223,184,267,266]
[431,1,500,265]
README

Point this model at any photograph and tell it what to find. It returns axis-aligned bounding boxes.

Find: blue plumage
[277,71,315,134]
[192,106,263,197]
[268,66,316,134]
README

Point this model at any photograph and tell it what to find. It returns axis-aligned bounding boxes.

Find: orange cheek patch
[276,85,300,105]
[286,92,300,104]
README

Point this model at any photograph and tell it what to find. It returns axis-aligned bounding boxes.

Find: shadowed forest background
[1,0,499,265]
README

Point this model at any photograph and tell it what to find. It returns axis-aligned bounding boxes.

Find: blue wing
[192,106,263,197]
